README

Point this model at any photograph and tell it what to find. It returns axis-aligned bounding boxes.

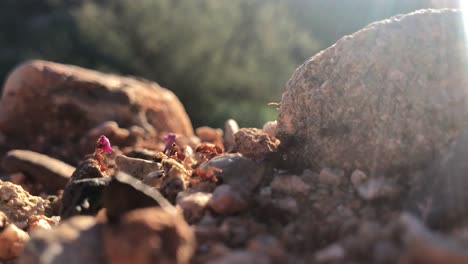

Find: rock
[247,235,286,264]
[68,157,106,183]
[209,185,248,215]
[200,154,269,195]
[0,180,50,223]
[314,244,345,263]
[26,215,58,232]
[176,192,212,224]
[79,121,138,154]
[398,213,468,264]
[357,177,401,201]
[103,208,195,264]
[0,60,193,163]
[2,150,75,193]
[103,172,174,221]
[350,169,367,188]
[411,128,468,229]
[60,177,111,219]
[270,175,310,195]
[224,119,239,151]
[277,9,468,175]
[234,128,279,160]
[262,121,277,139]
[318,168,344,186]
[18,216,105,264]
[196,126,223,143]
[124,148,158,161]
[115,155,161,180]
[206,251,270,264]
[0,220,29,260]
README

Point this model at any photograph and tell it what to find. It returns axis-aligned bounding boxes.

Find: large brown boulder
[0,60,193,162]
[277,9,468,175]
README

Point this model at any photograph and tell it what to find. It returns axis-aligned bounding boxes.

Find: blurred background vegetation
[0,0,459,128]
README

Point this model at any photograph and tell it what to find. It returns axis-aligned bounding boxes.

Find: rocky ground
[2,8,468,264]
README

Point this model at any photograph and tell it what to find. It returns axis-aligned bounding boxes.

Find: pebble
[270,175,310,195]
[115,154,161,180]
[209,185,248,215]
[0,220,30,260]
[2,150,75,193]
[177,192,212,224]
[196,126,223,143]
[234,128,279,160]
[318,168,344,186]
[18,216,104,264]
[0,180,50,223]
[262,120,277,138]
[200,154,268,195]
[103,172,175,221]
[60,177,111,219]
[103,208,195,264]
[224,119,239,150]
[350,169,367,188]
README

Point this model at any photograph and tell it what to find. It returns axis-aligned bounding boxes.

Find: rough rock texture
[234,128,279,160]
[103,172,173,221]
[0,212,29,261]
[68,157,106,183]
[60,177,111,219]
[0,60,193,163]
[115,155,161,180]
[103,208,195,264]
[277,9,468,175]
[176,191,212,224]
[18,216,105,264]
[0,180,50,223]
[2,150,75,193]
[199,154,269,196]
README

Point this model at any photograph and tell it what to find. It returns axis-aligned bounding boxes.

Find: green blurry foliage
[0,0,455,128]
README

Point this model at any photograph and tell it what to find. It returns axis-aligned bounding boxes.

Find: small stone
[196,126,223,143]
[318,168,344,186]
[247,234,285,263]
[26,215,58,232]
[103,208,195,264]
[350,169,367,188]
[18,216,104,264]
[314,244,345,263]
[207,251,270,264]
[115,155,161,180]
[0,222,29,260]
[103,172,174,221]
[60,177,111,219]
[399,213,468,264]
[68,157,106,183]
[200,154,269,195]
[2,150,75,193]
[262,120,277,138]
[124,148,158,161]
[209,185,248,215]
[224,119,239,151]
[234,128,279,160]
[0,180,50,223]
[272,197,299,216]
[357,177,400,201]
[176,192,212,224]
[270,175,310,195]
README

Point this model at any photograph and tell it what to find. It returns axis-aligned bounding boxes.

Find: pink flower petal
[96,135,114,153]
